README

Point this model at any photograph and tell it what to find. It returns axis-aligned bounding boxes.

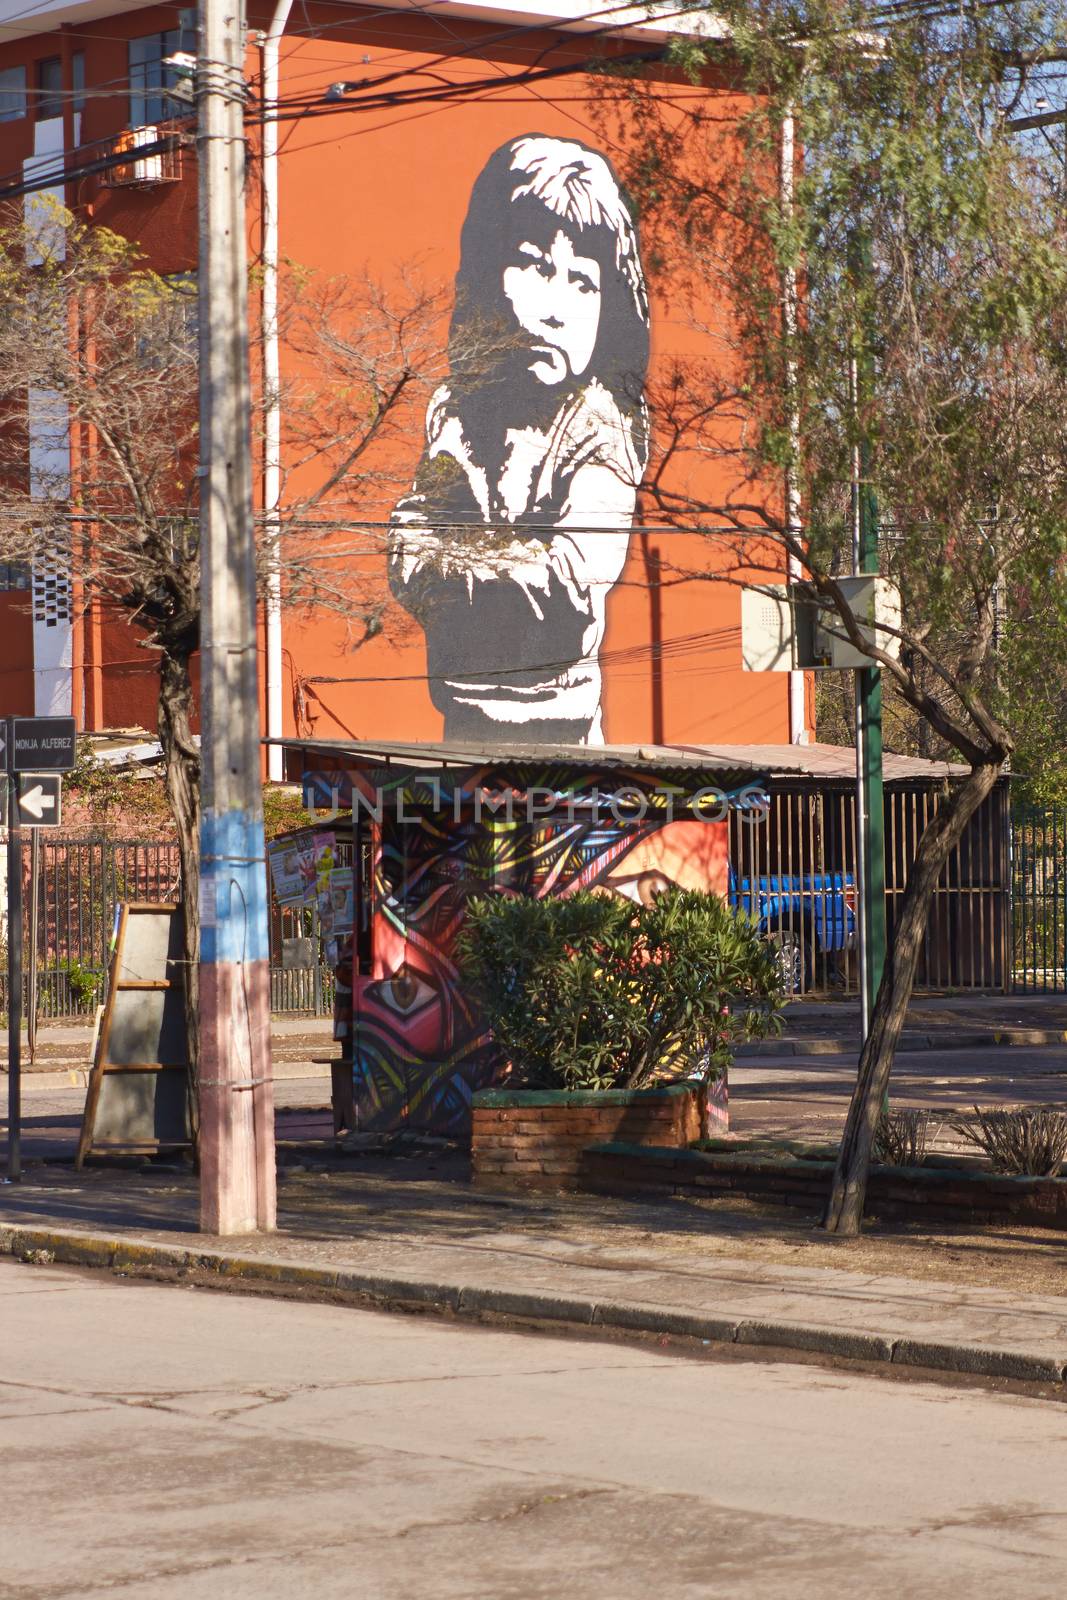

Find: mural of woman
[389,134,651,744]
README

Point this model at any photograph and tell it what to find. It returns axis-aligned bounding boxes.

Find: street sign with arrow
[5,761,65,1181]
[17,774,62,827]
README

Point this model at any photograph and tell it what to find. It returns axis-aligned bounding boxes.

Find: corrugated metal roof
[269,737,980,784]
[268,738,769,776]
[693,742,971,782]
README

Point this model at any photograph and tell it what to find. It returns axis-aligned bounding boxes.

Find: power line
[0,37,670,202]
[0,0,1041,200]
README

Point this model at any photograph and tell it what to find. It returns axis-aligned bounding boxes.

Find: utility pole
[196,0,277,1233]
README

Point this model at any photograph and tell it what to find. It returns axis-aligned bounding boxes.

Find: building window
[166,272,198,347]
[72,51,85,114]
[36,56,62,120]
[128,12,195,127]
[0,64,27,122]
[0,563,30,591]
[136,274,198,367]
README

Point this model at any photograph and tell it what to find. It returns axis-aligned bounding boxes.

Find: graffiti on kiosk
[351,767,736,1136]
[388,134,650,745]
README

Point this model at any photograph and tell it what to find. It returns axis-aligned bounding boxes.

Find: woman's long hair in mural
[389,135,651,745]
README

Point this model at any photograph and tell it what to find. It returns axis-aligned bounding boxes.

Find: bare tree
[592,0,1067,1231]
[0,210,456,1081]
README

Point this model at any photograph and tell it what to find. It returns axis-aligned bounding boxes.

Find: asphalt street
[2,1258,1067,1599]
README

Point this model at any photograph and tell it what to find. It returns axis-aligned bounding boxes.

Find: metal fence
[0,834,343,1020]
[1,837,181,1019]
[728,782,1011,995]
[1011,804,1067,992]
[5,795,1063,1016]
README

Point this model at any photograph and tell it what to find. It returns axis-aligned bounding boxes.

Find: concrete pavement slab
[10,1264,1067,1598]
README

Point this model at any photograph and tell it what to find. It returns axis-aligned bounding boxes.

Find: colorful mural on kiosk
[346,765,748,1136]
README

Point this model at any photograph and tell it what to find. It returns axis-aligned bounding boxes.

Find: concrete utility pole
[196,0,277,1233]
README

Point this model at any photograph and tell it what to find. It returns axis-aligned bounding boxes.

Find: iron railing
[1011,804,1067,992]
[728,782,1011,995]
[7,795,1062,1015]
[1,834,346,1019]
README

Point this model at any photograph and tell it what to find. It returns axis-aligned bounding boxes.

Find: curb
[2,1220,1063,1389]
[735,1027,1067,1058]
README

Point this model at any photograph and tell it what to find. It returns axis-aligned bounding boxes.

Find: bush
[65,960,100,1009]
[873,1108,932,1167]
[457,886,784,1093]
[952,1106,1067,1177]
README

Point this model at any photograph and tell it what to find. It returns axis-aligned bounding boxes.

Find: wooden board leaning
[75,903,193,1166]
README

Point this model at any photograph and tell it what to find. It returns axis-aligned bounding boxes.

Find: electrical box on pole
[741,578,901,671]
[740,585,815,672]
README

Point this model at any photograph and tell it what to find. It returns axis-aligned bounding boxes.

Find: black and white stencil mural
[389,135,650,744]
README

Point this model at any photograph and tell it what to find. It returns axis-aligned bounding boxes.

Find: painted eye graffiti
[607,871,673,907]
[366,963,439,1018]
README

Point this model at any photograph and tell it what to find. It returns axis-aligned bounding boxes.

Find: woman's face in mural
[502,228,602,387]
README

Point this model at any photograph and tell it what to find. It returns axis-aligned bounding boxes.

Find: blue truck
[729,871,857,993]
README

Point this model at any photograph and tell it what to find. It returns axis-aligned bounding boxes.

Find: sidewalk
[735,993,1067,1055]
[3,1152,1067,1388]
[0,1016,336,1091]
[7,998,1066,1087]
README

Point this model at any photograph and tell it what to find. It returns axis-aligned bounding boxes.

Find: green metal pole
[850,222,887,1047]
[857,464,887,1033]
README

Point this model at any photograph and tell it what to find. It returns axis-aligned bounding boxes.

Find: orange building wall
[0,591,34,715]
[266,12,792,748]
[0,2,796,748]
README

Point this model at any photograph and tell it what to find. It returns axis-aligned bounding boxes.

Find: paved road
[3,1260,1067,1599]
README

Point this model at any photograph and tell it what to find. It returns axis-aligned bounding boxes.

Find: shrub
[457,886,784,1093]
[873,1108,932,1167]
[952,1106,1067,1177]
[65,960,100,1009]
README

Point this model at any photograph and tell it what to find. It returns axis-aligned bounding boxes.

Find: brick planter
[471,1078,727,1192]
[579,1144,1067,1230]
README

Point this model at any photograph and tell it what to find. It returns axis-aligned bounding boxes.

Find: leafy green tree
[595,0,1067,1230]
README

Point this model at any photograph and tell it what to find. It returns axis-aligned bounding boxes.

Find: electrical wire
[0,0,1044,199]
[0,36,673,201]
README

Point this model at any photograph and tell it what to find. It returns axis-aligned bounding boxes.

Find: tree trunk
[822,758,1003,1235]
[158,646,202,1109]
